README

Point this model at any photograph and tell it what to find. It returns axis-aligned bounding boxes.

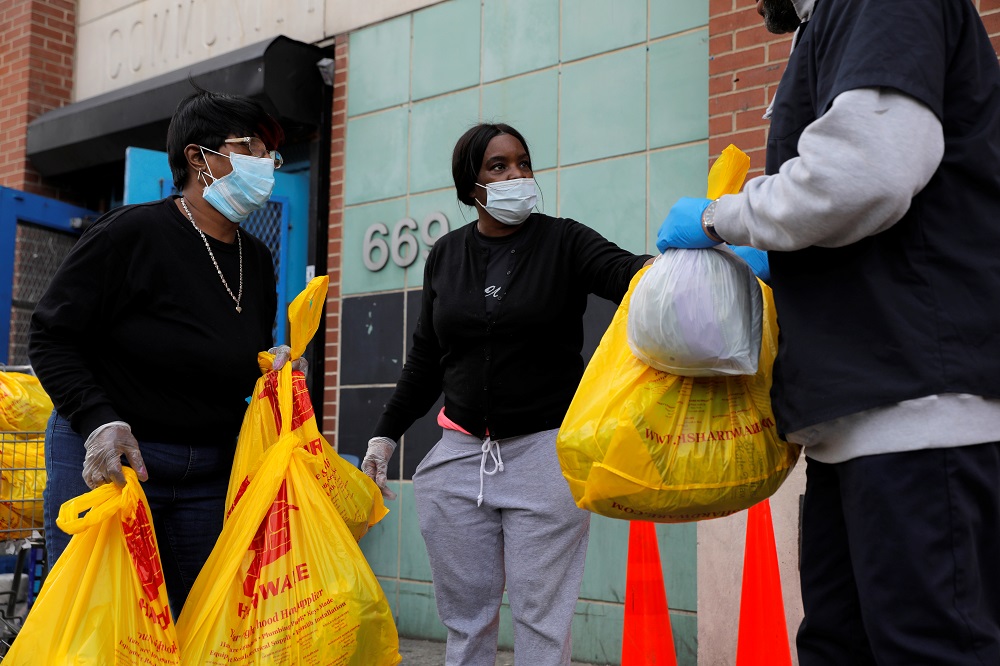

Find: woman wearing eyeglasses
[28,89,295,614]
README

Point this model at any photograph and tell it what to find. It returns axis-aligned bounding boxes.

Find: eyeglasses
[224,137,283,169]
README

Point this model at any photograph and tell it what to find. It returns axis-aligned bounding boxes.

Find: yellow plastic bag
[4,467,180,665]
[556,145,800,522]
[228,275,388,541]
[0,434,45,537]
[177,363,400,665]
[705,143,751,201]
[0,372,53,536]
[0,371,53,432]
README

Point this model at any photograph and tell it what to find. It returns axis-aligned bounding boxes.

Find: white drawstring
[477,437,504,507]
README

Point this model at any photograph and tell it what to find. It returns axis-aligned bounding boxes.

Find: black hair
[165,87,285,191]
[451,123,531,207]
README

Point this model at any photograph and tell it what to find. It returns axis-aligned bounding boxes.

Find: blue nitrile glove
[656,197,718,252]
[729,245,770,283]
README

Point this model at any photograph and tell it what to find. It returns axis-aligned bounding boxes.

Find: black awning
[27,36,327,177]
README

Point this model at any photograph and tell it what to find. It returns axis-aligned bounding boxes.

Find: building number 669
[362,212,450,272]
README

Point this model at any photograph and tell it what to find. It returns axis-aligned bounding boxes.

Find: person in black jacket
[363,123,653,665]
[657,1,1000,663]
[29,90,299,614]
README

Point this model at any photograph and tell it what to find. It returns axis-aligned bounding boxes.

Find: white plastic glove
[82,421,148,489]
[269,345,308,376]
[362,437,397,500]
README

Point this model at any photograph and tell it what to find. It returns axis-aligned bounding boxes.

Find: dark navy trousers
[43,413,233,615]
[797,443,1000,665]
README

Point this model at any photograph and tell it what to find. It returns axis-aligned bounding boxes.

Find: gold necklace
[180,197,243,313]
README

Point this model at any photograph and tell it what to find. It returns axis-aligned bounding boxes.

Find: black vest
[764,0,1000,435]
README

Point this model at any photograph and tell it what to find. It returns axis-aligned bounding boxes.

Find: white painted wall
[697,459,807,665]
[73,0,446,101]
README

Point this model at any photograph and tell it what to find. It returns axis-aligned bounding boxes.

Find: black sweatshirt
[373,213,650,441]
[28,196,276,446]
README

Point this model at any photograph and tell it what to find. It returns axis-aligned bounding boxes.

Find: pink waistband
[437,406,480,436]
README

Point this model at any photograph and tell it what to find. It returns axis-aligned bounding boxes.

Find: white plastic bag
[626,247,762,376]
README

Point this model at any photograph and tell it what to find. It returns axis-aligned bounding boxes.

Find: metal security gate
[241,198,289,342]
[0,188,92,365]
[7,224,78,365]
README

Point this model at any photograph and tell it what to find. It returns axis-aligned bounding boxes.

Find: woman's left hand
[269,345,308,376]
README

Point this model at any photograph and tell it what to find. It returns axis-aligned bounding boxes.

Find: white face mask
[475,178,537,226]
[199,148,275,224]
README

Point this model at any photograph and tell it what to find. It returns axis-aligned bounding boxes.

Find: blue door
[0,187,96,365]
[123,147,311,345]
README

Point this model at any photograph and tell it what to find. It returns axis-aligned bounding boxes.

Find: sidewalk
[399,636,609,665]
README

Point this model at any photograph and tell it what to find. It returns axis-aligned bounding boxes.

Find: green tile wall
[561,0,647,63]
[409,90,480,194]
[397,482,433,581]
[341,199,409,294]
[533,170,558,217]
[342,2,712,661]
[359,481,401,578]
[347,15,411,116]
[559,46,647,166]
[397,581,449,641]
[481,69,559,170]
[649,30,710,149]
[482,0,560,82]
[344,108,409,206]
[412,0,481,101]
[558,155,647,255]
[570,601,696,666]
[651,0,710,39]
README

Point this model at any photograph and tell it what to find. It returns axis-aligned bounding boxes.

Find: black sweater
[373,214,650,441]
[29,197,276,446]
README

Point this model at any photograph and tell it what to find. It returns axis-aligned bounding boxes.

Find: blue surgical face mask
[199,147,275,223]
[475,178,537,226]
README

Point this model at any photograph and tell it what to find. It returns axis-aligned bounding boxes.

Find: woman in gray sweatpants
[414,429,589,664]
[361,122,653,665]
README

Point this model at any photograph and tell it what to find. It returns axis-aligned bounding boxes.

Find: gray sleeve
[714,87,944,250]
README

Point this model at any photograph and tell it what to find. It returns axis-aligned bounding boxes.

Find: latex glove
[269,345,308,377]
[362,437,398,500]
[82,421,148,489]
[656,197,719,252]
[728,245,771,283]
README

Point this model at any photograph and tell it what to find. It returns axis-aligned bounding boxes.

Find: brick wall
[322,36,348,443]
[0,0,75,196]
[709,0,1000,177]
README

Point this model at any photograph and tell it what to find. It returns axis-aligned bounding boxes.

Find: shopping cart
[0,366,48,657]
[0,429,47,657]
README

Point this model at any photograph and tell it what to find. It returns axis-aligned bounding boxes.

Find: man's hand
[656,197,719,252]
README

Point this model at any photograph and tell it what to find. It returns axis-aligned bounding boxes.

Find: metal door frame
[0,187,94,364]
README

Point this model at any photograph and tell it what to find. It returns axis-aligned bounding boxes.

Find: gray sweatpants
[413,428,591,666]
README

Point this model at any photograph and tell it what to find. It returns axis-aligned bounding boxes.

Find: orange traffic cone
[736,499,793,666]
[622,521,678,666]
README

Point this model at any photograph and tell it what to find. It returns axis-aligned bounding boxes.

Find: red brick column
[0,0,74,196]
[982,0,1000,51]
[322,36,348,443]
[709,0,1000,178]
[708,0,791,177]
